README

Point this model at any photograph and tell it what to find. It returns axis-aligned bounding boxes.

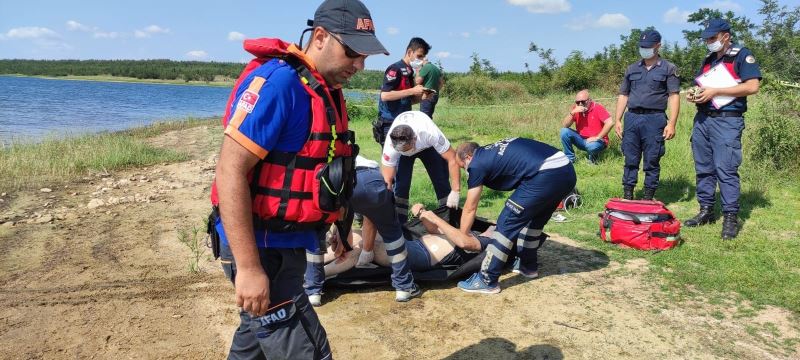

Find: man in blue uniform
[614,29,681,201]
[454,138,576,294]
[213,1,388,358]
[685,19,761,240]
[373,37,429,145]
[304,156,420,305]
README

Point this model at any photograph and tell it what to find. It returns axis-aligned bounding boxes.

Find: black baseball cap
[310,0,389,56]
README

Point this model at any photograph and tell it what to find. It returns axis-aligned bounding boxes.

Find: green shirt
[418,63,442,91]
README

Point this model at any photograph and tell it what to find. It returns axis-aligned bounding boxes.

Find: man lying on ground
[318,208,494,278]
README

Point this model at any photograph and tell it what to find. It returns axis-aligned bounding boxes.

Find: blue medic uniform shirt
[467,138,559,191]
[619,58,681,111]
[695,45,762,113]
[216,58,319,251]
[377,60,414,120]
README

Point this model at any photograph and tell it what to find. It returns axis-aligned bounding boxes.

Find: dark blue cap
[701,18,731,39]
[639,30,661,48]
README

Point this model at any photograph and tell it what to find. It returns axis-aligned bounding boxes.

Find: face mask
[707,40,724,52]
[639,47,655,59]
[410,59,423,69]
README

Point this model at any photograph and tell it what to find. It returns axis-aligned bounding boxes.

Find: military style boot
[623,186,634,200]
[721,212,739,240]
[642,187,656,200]
[684,206,715,227]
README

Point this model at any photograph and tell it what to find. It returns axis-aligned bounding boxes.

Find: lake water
[0,76,371,145]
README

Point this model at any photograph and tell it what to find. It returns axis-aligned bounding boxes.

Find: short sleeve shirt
[571,102,611,144]
[219,58,319,251]
[467,138,559,191]
[418,63,443,91]
[378,60,415,120]
[694,46,762,113]
[381,111,450,167]
[619,58,681,111]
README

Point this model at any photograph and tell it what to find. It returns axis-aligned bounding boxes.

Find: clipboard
[694,63,739,109]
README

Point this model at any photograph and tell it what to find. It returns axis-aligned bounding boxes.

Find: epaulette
[727,46,742,57]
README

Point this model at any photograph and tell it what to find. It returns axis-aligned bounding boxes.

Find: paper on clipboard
[695,63,739,109]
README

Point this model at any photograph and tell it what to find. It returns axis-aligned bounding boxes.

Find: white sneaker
[308,294,322,307]
[395,285,421,302]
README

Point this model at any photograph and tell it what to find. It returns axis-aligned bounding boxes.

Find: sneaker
[457,273,500,294]
[308,294,322,307]
[395,284,422,302]
[512,258,539,279]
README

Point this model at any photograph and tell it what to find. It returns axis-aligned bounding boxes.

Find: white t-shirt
[381,111,451,167]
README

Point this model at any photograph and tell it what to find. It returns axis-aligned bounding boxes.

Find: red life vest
[210,38,356,232]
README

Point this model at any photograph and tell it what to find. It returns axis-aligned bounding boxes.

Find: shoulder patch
[386,69,397,82]
[745,55,756,64]
[236,89,259,114]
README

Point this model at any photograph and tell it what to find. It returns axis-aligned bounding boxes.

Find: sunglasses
[575,100,589,105]
[329,33,363,59]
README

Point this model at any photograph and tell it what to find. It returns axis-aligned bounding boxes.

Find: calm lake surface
[0,76,370,145]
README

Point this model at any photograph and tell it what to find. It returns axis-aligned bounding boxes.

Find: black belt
[703,110,743,118]
[628,108,664,114]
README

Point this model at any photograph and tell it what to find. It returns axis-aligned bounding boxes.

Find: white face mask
[639,47,655,59]
[410,59,423,69]
[707,40,724,52]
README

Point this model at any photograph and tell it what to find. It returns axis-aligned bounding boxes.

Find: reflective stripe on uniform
[520,227,543,238]
[383,236,406,251]
[486,244,509,263]
[492,232,514,251]
[388,249,408,264]
[395,197,409,206]
[306,253,324,264]
[517,237,543,249]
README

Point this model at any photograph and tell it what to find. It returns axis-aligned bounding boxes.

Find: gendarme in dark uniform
[685,19,762,240]
[616,29,681,201]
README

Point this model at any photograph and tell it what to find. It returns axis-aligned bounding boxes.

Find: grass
[348,93,800,315]
[0,117,216,192]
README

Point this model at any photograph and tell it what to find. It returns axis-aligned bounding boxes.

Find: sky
[1,0,797,72]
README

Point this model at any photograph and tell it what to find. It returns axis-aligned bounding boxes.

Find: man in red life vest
[685,18,761,240]
[211,1,388,358]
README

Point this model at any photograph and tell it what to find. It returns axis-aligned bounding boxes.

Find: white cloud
[460,32,471,38]
[2,26,60,40]
[93,31,119,39]
[703,0,743,12]
[479,27,498,35]
[435,51,451,59]
[566,13,631,31]
[186,50,208,59]
[595,13,631,28]
[66,20,92,32]
[228,31,245,41]
[507,0,571,14]
[0,26,71,50]
[663,7,691,24]
[135,25,170,38]
[386,27,399,35]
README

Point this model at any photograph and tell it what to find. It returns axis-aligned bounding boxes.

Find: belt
[702,110,743,118]
[628,108,664,114]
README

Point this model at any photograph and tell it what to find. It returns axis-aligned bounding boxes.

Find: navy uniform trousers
[622,112,667,189]
[304,167,415,294]
[394,147,451,224]
[481,164,577,284]
[691,112,745,213]
[220,244,332,360]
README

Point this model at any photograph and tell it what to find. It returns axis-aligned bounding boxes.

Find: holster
[206,206,221,260]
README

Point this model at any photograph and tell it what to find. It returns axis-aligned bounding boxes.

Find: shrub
[443,75,531,105]
[750,84,800,172]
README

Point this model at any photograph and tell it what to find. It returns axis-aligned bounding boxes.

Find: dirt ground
[1,126,798,360]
